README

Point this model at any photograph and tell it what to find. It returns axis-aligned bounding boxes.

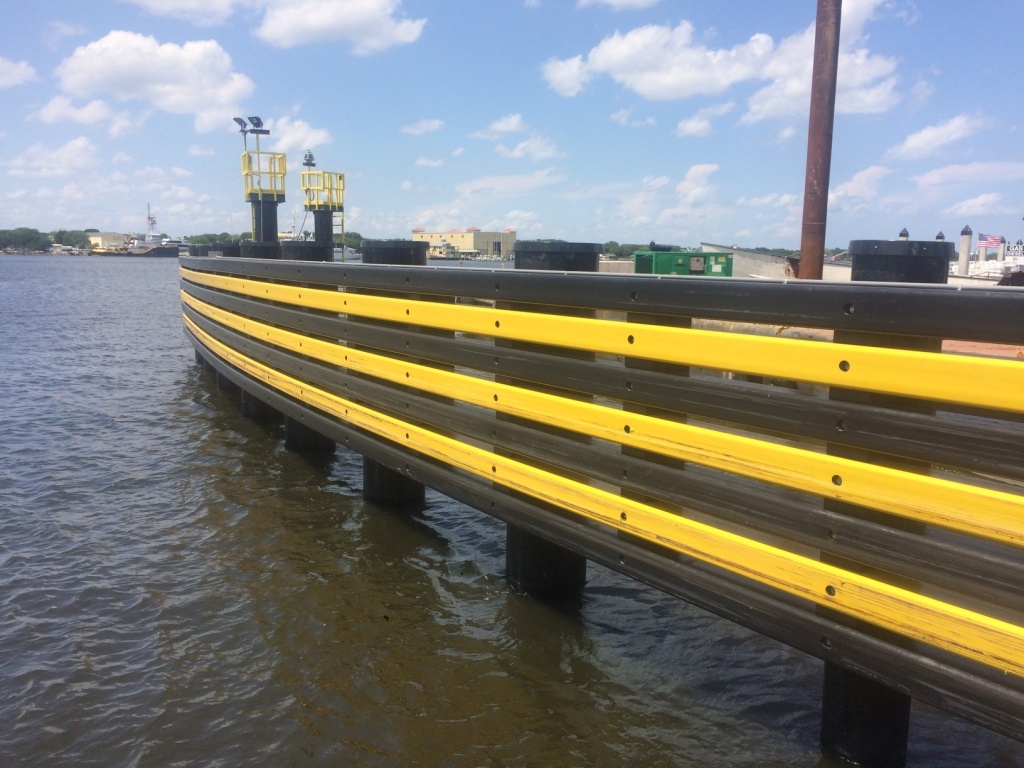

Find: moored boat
[125,205,177,257]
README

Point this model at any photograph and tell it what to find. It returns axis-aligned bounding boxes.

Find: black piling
[236,228,290,427]
[216,371,240,395]
[284,415,335,456]
[503,241,602,600]
[819,237,953,767]
[240,390,278,422]
[240,241,281,260]
[281,241,332,262]
[356,240,429,509]
[312,209,334,248]
[251,199,279,245]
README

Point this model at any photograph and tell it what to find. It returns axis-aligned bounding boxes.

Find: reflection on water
[0,254,1019,766]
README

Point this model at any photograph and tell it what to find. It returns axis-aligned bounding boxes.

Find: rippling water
[0,254,1020,767]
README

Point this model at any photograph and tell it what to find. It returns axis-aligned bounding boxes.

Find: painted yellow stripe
[182,291,1024,547]
[180,267,1024,414]
[184,313,1024,678]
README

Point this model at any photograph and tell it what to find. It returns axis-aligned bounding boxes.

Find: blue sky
[1,0,1022,248]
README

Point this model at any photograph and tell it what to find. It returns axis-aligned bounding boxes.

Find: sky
[1,0,1022,249]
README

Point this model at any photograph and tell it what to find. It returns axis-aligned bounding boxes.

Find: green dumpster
[632,250,732,276]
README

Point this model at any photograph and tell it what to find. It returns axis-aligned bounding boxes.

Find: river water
[0,254,1020,767]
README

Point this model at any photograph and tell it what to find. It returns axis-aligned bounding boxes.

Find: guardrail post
[239,236,330,449]
[820,238,952,767]
[502,242,601,599]
[356,240,428,508]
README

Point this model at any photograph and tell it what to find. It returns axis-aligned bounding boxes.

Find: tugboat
[126,204,178,257]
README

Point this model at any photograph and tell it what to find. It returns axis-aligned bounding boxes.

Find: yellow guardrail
[183,309,1024,679]
[180,289,1024,547]
[181,267,1024,414]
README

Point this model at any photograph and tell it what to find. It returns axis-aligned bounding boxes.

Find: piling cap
[935,231,945,241]
[898,227,909,239]
[961,225,972,235]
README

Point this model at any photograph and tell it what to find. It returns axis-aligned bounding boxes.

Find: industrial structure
[229,116,343,262]
[411,228,516,260]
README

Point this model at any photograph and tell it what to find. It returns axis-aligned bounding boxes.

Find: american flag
[977,233,1002,248]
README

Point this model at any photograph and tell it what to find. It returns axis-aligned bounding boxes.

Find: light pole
[233,115,279,245]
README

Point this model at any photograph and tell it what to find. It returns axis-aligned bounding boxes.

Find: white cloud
[471,115,557,162]
[55,31,254,132]
[402,118,444,135]
[657,163,721,225]
[829,165,891,209]
[119,0,239,26]
[886,114,987,160]
[914,162,1024,187]
[188,144,216,157]
[501,209,537,228]
[742,1,898,122]
[45,21,87,49]
[451,147,464,157]
[775,126,797,143]
[544,1,900,124]
[743,192,798,208]
[415,157,443,167]
[34,96,142,138]
[676,102,733,137]
[617,175,671,225]
[907,79,934,110]
[578,0,659,8]
[610,108,655,127]
[268,115,332,153]
[545,22,772,100]
[119,0,426,54]
[37,96,113,125]
[455,168,565,198]
[254,0,426,53]
[108,112,147,138]
[945,193,1007,218]
[6,137,98,178]
[674,163,719,204]
[0,57,36,88]
[496,135,560,161]
[541,55,591,98]
[471,113,528,140]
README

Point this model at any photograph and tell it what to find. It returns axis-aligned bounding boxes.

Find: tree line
[2,226,845,258]
[0,228,91,251]
[187,231,365,250]
[0,228,367,252]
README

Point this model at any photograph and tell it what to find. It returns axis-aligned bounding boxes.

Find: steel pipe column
[798,0,842,280]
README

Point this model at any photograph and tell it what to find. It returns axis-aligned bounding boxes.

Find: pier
[180,238,1023,766]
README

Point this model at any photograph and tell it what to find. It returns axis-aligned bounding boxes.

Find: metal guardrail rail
[179,255,1024,742]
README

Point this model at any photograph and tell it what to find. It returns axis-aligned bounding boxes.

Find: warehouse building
[411,227,516,260]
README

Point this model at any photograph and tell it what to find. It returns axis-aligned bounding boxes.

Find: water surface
[0,254,1019,766]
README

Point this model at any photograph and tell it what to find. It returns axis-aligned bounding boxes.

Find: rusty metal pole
[798,0,842,280]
